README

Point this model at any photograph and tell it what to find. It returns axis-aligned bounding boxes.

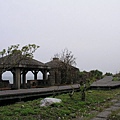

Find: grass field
[0,89,120,120]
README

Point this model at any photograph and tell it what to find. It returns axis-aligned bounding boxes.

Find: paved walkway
[91,76,120,89]
[90,76,120,119]
[91,96,120,120]
[0,84,80,102]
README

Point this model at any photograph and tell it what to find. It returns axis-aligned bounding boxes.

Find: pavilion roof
[45,58,79,70]
[0,53,47,69]
[45,58,62,68]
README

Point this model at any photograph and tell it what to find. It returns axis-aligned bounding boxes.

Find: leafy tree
[0,44,40,79]
[90,70,103,80]
[79,71,90,101]
[0,44,39,58]
[104,72,113,76]
[79,70,103,101]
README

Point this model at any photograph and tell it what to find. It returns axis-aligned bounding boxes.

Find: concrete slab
[114,102,120,107]
[90,76,120,89]
[96,111,111,118]
[105,106,120,111]
[91,118,106,120]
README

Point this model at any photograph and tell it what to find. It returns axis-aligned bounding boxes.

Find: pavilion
[0,53,50,89]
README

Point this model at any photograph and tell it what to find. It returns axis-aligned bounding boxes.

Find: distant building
[46,58,80,85]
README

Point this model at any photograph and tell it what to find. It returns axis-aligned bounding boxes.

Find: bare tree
[52,48,77,98]
[54,48,77,84]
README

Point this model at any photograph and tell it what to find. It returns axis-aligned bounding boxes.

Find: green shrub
[20,108,35,116]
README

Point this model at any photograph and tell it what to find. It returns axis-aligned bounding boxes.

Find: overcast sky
[0,0,120,74]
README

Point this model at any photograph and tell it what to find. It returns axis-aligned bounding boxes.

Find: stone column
[0,73,2,81]
[22,70,28,88]
[0,69,3,81]
[32,70,39,80]
[43,70,47,80]
[14,68,21,89]
[11,70,15,89]
[34,73,37,80]
[49,70,55,86]
[22,73,26,84]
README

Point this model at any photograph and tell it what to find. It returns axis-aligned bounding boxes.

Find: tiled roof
[0,53,45,68]
[45,58,79,70]
[45,58,63,68]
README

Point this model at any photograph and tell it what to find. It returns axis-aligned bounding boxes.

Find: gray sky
[0,0,120,74]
